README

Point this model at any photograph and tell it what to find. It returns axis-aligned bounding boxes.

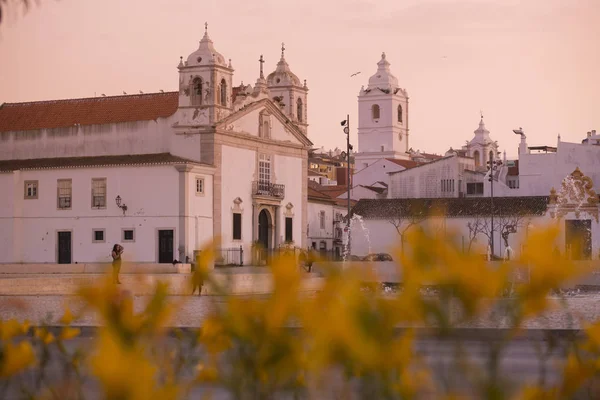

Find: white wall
[3,165,192,263]
[352,159,405,189]
[350,213,600,260]
[307,201,335,252]
[0,119,173,161]
[516,141,600,196]
[389,156,475,198]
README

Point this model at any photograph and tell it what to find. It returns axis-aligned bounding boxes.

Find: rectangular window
[232,213,242,240]
[195,177,204,195]
[57,179,72,209]
[285,217,293,242]
[92,229,105,243]
[258,154,271,183]
[319,211,326,229]
[91,178,107,208]
[466,182,484,195]
[24,180,38,199]
[122,229,135,242]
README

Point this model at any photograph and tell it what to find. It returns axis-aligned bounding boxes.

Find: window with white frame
[24,180,38,199]
[92,229,105,243]
[319,211,326,229]
[259,154,271,184]
[57,179,72,209]
[122,229,135,242]
[91,178,106,208]
[195,177,204,195]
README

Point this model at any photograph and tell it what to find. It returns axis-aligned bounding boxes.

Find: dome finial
[382,52,386,59]
[204,22,208,36]
[281,42,286,59]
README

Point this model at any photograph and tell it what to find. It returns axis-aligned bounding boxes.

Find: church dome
[186,26,228,68]
[266,44,302,87]
[367,52,399,91]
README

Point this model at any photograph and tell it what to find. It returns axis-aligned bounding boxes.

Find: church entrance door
[158,230,174,263]
[258,209,270,250]
[565,220,592,260]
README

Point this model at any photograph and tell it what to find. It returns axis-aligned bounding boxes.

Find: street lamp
[487,155,502,259]
[341,116,353,258]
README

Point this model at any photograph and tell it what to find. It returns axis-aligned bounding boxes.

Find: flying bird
[350,72,361,77]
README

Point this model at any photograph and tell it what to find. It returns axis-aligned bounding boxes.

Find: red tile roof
[385,159,420,169]
[0,153,206,172]
[308,187,336,203]
[0,92,179,133]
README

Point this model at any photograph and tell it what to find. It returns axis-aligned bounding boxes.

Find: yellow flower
[195,363,219,383]
[59,327,81,341]
[0,319,29,340]
[34,327,55,345]
[90,331,157,400]
[0,341,36,377]
[60,306,75,325]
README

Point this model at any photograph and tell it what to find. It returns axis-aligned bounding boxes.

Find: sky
[0,0,598,158]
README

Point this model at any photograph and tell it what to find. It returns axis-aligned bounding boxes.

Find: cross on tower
[259,55,265,78]
[281,42,285,58]
[204,22,208,35]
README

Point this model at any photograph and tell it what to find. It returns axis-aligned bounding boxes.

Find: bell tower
[355,53,410,168]
[175,23,234,127]
[266,43,309,135]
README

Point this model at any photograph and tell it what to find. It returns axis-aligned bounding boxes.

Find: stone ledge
[0,263,192,274]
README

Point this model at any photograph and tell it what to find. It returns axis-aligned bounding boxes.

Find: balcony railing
[252,181,285,199]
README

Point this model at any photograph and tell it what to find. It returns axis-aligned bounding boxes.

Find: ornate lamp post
[340,116,353,258]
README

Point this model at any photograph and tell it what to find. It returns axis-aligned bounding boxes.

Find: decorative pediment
[548,167,599,222]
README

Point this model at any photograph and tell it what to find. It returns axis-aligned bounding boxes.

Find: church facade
[0,27,312,265]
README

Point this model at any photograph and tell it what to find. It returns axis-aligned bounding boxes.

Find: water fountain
[342,213,372,262]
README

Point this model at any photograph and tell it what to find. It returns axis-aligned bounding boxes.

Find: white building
[307,186,347,259]
[0,28,312,265]
[388,155,481,199]
[351,168,600,260]
[354,53,411,169]
[487,130,600,198]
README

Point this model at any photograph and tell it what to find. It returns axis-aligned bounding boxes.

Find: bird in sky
[350,72,361,77]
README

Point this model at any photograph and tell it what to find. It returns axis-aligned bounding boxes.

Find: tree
[466,216,486,253]
[388,209,427,253]
[468,213,528,258]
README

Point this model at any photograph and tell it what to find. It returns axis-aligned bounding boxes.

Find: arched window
[191,77,203,105]
[372,104,380,120]
[473,150,481,167]
[220,78,227,106]
[259,111,270,138]
[397,104,403,123]
[297,98,303,122]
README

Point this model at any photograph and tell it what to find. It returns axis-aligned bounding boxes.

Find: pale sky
[0,0,598,158]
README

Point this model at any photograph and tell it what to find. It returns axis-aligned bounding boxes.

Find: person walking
[111,244,124,284]
[191,252,204,296]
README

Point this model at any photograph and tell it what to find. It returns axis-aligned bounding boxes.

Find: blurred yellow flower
[0,319,28,340]
[0,341,36,377]
[60,306,75,325]
[59,327,81,341]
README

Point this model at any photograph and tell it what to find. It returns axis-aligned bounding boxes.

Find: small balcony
[252,181,285,199]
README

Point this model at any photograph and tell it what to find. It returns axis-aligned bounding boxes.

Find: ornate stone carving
[549,167,599,222]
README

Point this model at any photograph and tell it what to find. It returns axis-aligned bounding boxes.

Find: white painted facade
[489,134,600,198]
[0,29,311,265]
[351,209,600,261]
[389,155,477,199]
[355,53,411,167]
[352,158,408,190]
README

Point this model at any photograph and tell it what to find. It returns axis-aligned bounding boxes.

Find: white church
[0,26,312,265]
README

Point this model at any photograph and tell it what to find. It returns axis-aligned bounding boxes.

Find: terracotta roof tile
[0,92,179,133]
[385,159,420,169]
[0,153,206,172]
[308,187,336,203]
[352,196,549,218]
